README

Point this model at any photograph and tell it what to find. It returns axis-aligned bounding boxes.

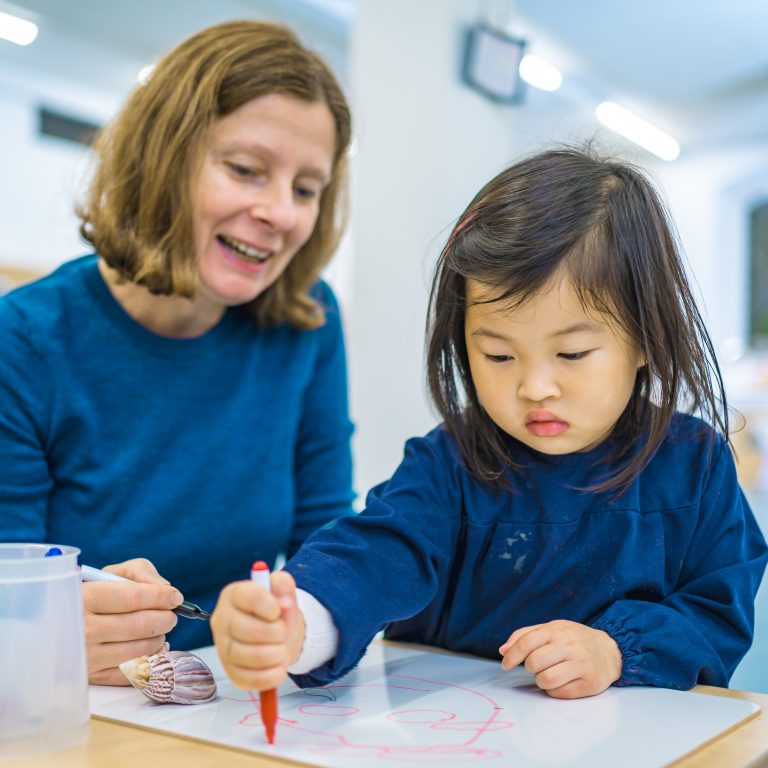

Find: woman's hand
[211,570,304,691]
[499,619,622,699]
[83,558,183,685]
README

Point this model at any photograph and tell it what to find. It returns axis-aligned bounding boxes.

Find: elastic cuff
[591,620,643,686]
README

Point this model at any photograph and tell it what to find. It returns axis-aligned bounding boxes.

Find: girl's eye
[485,354,513,363]
[558,351,590,361]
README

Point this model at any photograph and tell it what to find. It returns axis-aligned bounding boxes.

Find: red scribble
[224,672,514,761]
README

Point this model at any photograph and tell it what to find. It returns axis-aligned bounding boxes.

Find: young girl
[211,147,768,699]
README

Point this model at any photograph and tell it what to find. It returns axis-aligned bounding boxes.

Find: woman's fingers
[88,636,169,680]
[83,580,183,615]
[102,557,171,585]
[82,577,183,685]
[85,607,178,645]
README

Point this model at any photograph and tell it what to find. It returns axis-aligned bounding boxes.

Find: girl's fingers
[228,606,289,645]
[227,580,284,621]
[533,659,580,692]
[224,636,290,670]
[499,623,543,655]
[544,673,599,700]
[224,662,286,693]
[500,625,549,669]
[522,642,567,676]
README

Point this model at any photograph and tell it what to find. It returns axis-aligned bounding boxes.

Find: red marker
[251,560,278,744]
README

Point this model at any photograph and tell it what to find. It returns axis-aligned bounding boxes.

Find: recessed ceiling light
[0,10,38,46]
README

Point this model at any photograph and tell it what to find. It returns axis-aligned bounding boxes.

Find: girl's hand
[211,570,305,691]
[499,619,622,699]
[83,558,183,685]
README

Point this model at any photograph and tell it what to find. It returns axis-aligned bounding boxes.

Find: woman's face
[191,93,337,308]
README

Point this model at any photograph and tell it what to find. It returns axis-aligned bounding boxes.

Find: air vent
[38,107,100,146]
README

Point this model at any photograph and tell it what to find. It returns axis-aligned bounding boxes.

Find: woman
[0,20,354,685]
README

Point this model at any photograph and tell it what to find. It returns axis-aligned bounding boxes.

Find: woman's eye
[227,162,254,178]
[558,351,590,361]
[485,354,513,363]
[294,185,319,200]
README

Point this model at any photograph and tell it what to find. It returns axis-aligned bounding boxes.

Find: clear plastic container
[0,543,90,757]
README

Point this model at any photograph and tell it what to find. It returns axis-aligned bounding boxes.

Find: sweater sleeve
[285,433,461,687]
[590,436,768,689]
[0,301,53,541]
[288,283,355,557]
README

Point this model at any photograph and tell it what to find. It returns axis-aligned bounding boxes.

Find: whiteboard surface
[89,643,758,767]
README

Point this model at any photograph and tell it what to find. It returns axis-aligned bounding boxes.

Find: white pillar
[346,0,524,500]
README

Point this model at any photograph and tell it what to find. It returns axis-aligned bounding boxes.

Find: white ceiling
[2,0,767,153]
[0,0,350,96]
[513,0,768,151]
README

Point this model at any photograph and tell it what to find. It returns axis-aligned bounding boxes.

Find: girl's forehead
[465,276,618,333]
[465,274,576,309]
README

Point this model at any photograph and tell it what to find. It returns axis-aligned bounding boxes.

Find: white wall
[656,145,768,353]
[347,0,537,499]
[0,65,118,272]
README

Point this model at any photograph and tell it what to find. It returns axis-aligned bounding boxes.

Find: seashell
[119,650,217,704]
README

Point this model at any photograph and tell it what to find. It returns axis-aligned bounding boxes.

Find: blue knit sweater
[0,255,354,649]
[287,415,767,690]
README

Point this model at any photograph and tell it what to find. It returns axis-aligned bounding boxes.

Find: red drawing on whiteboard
[223,673,514,761]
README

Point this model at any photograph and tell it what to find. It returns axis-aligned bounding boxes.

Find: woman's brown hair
[427,146,728,495]
[78,20,351,329]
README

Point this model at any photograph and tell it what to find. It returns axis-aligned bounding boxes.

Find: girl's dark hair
[78,20,351,330]
[427,146,728,494]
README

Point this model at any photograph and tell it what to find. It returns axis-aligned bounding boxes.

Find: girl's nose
[250,181,297,232]
[517,365,560,402]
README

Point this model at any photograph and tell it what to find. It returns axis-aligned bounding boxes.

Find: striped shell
[119,650,217,704]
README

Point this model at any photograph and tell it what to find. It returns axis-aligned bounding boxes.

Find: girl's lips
[525,411,569,437]
[526,420,569,437]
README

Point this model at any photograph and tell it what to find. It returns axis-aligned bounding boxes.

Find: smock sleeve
[288,283,355,556]
[285,432,462,687]
[0,301,53,541]
[590,436,768,689]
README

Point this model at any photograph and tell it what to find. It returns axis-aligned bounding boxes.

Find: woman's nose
[250,181,297,232]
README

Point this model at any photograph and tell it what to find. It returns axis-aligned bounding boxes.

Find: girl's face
[465,275,644,455]
[191,93,336,309]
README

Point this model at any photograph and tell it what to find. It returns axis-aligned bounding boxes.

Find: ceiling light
[0,10,38,46]
[519,54,562,92]
[595,101,680,161]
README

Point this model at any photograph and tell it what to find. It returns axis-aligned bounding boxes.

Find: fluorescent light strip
[519,54,562,92]
[0,9,38,46]
[596,101,680,161]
